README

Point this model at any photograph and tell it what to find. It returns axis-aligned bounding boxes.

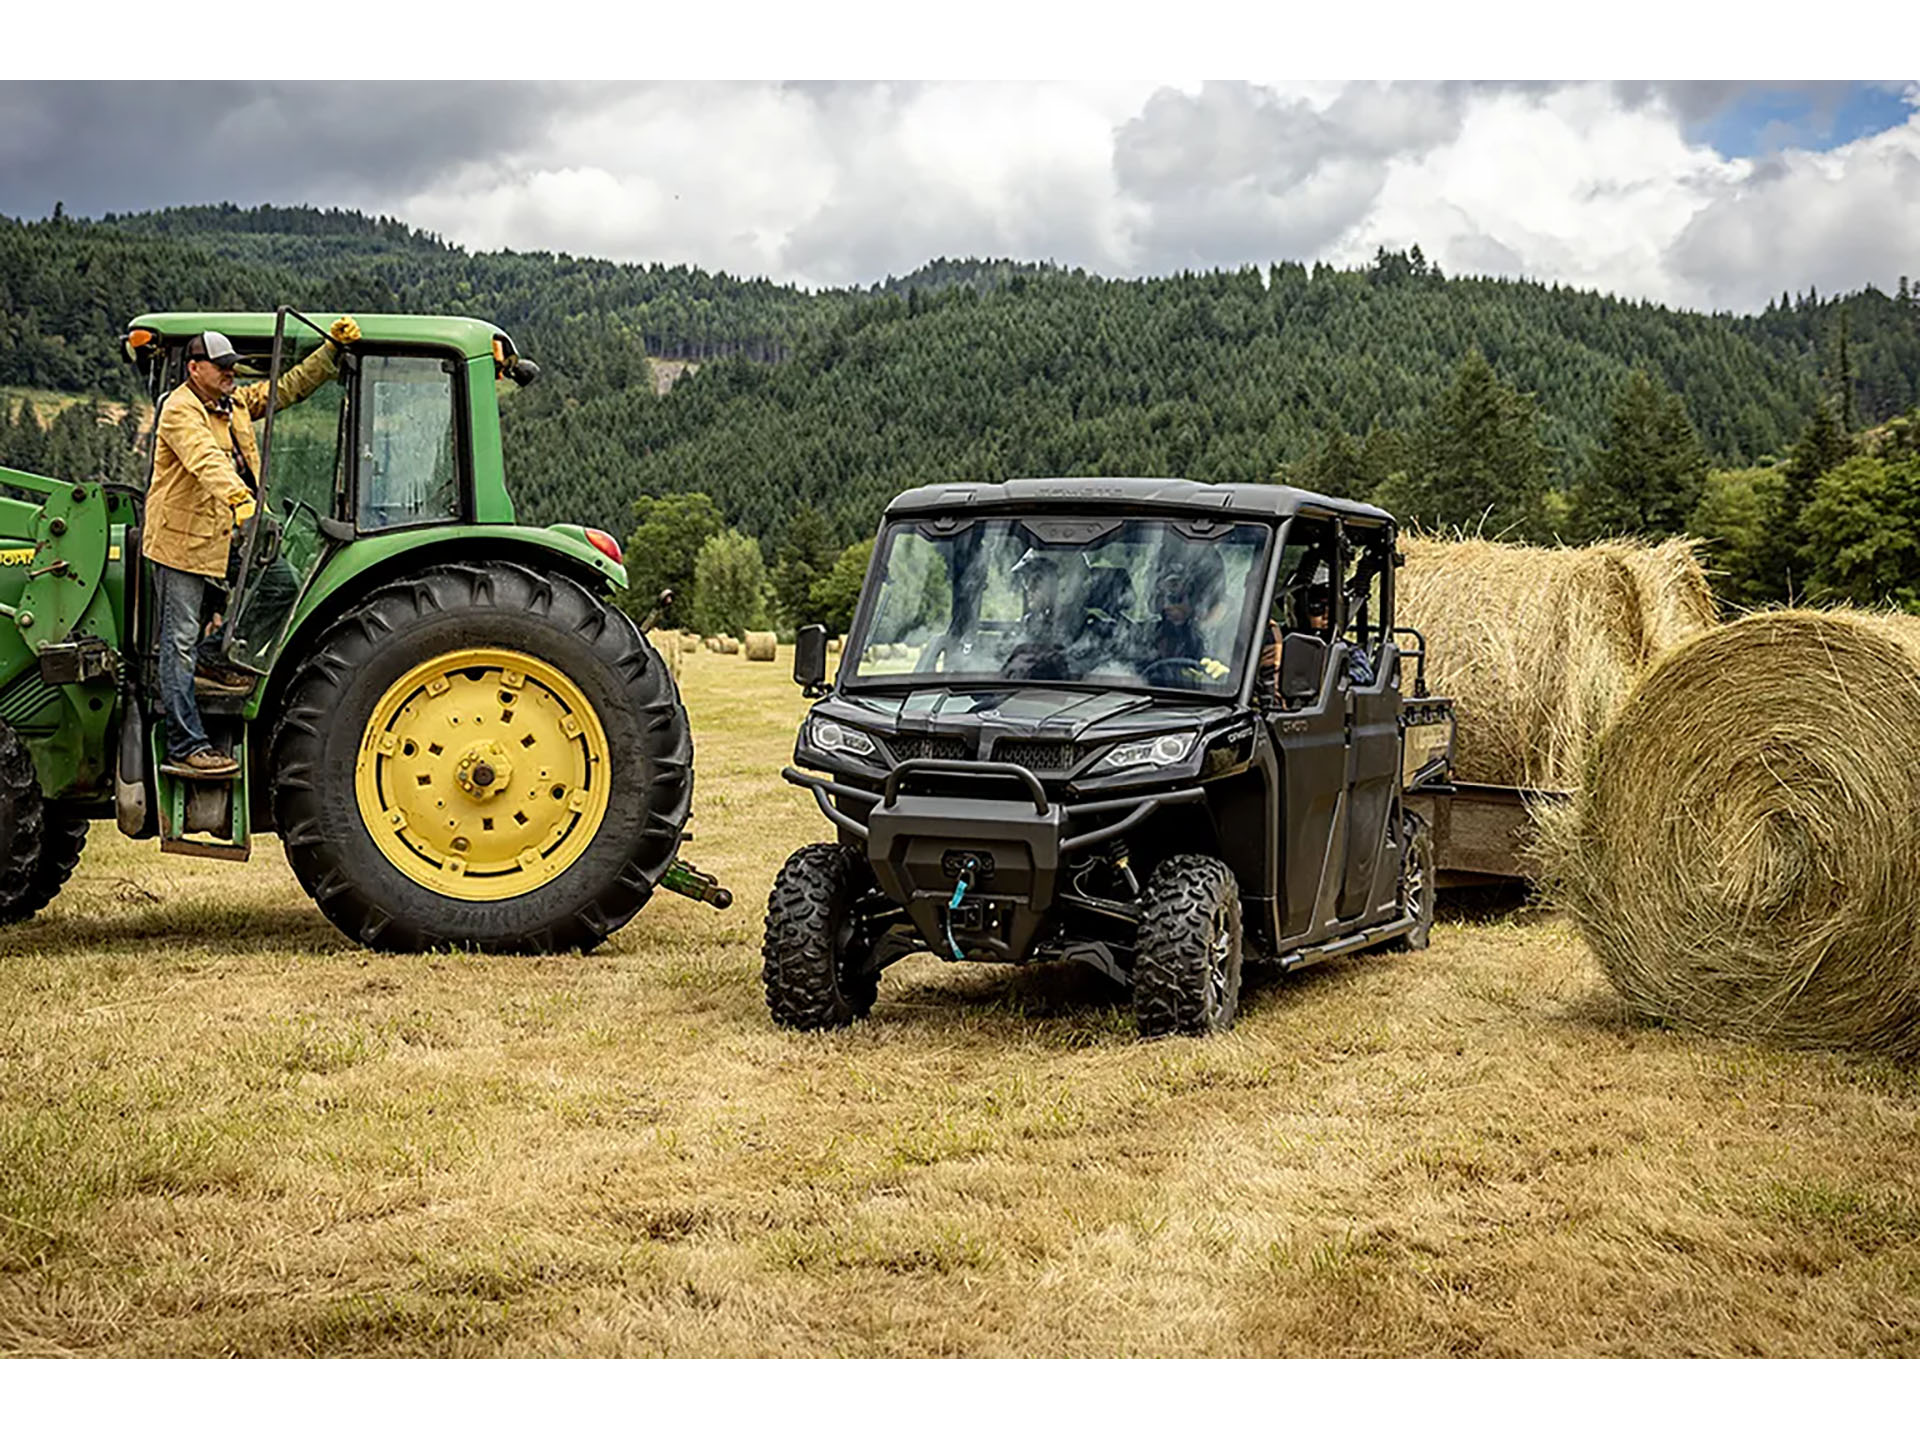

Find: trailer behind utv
[765,477,1455,1038]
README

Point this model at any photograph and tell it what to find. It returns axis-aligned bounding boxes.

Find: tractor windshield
[847,515,1274,696]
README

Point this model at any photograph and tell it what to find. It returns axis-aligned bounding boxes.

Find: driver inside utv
[1142,543,1229,683]
[1003,548,1087,680]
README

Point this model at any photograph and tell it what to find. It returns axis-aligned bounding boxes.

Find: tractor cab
[0,306,711,951]
[114,310,595,860]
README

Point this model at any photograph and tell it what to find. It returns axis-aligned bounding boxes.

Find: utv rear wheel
[1134,854,1244,1038]
[763,842,880,1030]
[1386,811,1435,952]
[270,561,692,952]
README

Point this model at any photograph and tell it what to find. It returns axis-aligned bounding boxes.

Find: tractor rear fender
[257,522,626,712]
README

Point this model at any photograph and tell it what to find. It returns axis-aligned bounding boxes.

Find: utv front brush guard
[781,762,1206,852]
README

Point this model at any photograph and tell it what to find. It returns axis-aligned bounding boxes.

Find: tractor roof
[883,477,1395,528]
[126,312,510,361]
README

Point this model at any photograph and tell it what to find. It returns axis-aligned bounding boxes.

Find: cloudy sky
[3,78,1916,313]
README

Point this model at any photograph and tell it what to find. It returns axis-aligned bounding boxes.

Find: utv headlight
[808,717,878,760]
[1093,732,1197,773]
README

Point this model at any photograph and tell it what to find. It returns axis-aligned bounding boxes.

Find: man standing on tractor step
[148,317,359,779]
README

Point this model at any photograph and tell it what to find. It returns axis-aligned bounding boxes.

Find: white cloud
[1338,84,1748,306]
[1665,114,1920,310]
[15,80,1914,310]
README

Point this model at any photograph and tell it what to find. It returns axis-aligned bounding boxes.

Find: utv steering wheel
[1139,656,1204,686]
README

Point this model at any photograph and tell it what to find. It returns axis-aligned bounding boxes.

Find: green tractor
[0,307,725,949]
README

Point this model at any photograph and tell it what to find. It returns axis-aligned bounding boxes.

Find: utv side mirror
[1279,632,1327,706]
[794,624,829,696]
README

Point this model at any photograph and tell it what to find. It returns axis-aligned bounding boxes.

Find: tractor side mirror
[1279,632,1327,706]
[793,625,829,695]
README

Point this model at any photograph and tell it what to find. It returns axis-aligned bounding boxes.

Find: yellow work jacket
[147,343,339,578]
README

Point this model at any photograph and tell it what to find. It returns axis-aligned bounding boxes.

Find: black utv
[765,478,1455,1038]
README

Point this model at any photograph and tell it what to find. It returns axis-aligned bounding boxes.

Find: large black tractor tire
[1134,854,1245,1039]
[762,842,880,1031]
[1385,811,1435,953]
[0,722,46,918]
[269,561,692,953]
[0,798,89,925]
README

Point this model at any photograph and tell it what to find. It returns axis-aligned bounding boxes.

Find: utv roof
[883,477,1395,527]
[126,312,511,362]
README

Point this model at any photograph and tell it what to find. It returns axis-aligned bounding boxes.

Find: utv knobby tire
[0,800,88,925]
[1134,854,1245,1038]
[0,722,46,918]
[269,561,692,952]
[1385,811,1435,953]
[762,842,880,1030]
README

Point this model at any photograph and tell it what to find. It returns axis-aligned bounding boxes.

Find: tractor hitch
[663,857,733,910]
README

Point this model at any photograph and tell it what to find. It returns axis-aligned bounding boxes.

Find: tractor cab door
[224,321,465,672]
[1267,516,1349,943]
[221,312,352,673]
[1335,522,1402,922]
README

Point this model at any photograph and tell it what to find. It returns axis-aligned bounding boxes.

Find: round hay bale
[827,635,844,655]
[1548,609,1920,1055]
[1599,536,1719,653]
[717,636,740,655]
[1398,537,1655,790]
[743,630,778,662]
[704,636,722,652]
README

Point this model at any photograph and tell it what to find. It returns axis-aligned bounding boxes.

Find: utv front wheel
[270,561,692,952]
[1134,854,1244,1038]
[762,843,880,1030]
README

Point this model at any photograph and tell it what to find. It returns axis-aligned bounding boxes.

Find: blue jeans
[152,553,302,760]
[152,561,215,760]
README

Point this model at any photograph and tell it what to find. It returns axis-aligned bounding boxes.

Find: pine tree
[1570,370,1709,539]
[1395,350,1551,537]
[771,505,840,630]
[1762,399,1858,599]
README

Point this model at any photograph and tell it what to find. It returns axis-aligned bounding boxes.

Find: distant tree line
[4,205,1920,622]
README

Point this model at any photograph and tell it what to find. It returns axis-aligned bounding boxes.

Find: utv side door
[1269,518,1349,944]
[1335,522,1402,922]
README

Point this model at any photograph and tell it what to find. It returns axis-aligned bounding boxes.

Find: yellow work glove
[329,316,361,348]
[231,495,258,525]
[1199,657,1229,680]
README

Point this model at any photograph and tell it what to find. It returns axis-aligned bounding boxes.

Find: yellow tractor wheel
[271,562,691,952]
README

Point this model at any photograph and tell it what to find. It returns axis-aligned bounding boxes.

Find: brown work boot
[161,749,240,780]
[194,665,256,696]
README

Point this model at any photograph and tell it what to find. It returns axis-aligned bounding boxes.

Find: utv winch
[764,477,1454,1038]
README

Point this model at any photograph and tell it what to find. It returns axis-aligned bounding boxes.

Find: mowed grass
[4,648,1920,1356]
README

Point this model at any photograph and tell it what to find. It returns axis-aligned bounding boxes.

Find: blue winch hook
[944,855,979,961]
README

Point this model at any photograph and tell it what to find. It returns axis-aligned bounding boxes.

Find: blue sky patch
[1695,83,1914,157]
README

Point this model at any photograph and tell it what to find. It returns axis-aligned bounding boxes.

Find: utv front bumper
[782,758,1205,963]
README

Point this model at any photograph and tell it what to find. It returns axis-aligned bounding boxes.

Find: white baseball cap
[186,331,238,369]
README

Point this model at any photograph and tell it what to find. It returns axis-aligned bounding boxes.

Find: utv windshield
[847,515,1275,696]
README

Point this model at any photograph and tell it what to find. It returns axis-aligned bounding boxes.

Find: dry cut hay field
[4,647,1920,1357]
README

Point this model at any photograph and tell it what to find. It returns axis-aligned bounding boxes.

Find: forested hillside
[4,204,1920,630]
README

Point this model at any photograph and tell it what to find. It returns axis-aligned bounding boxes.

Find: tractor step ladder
[153,728,252,861]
